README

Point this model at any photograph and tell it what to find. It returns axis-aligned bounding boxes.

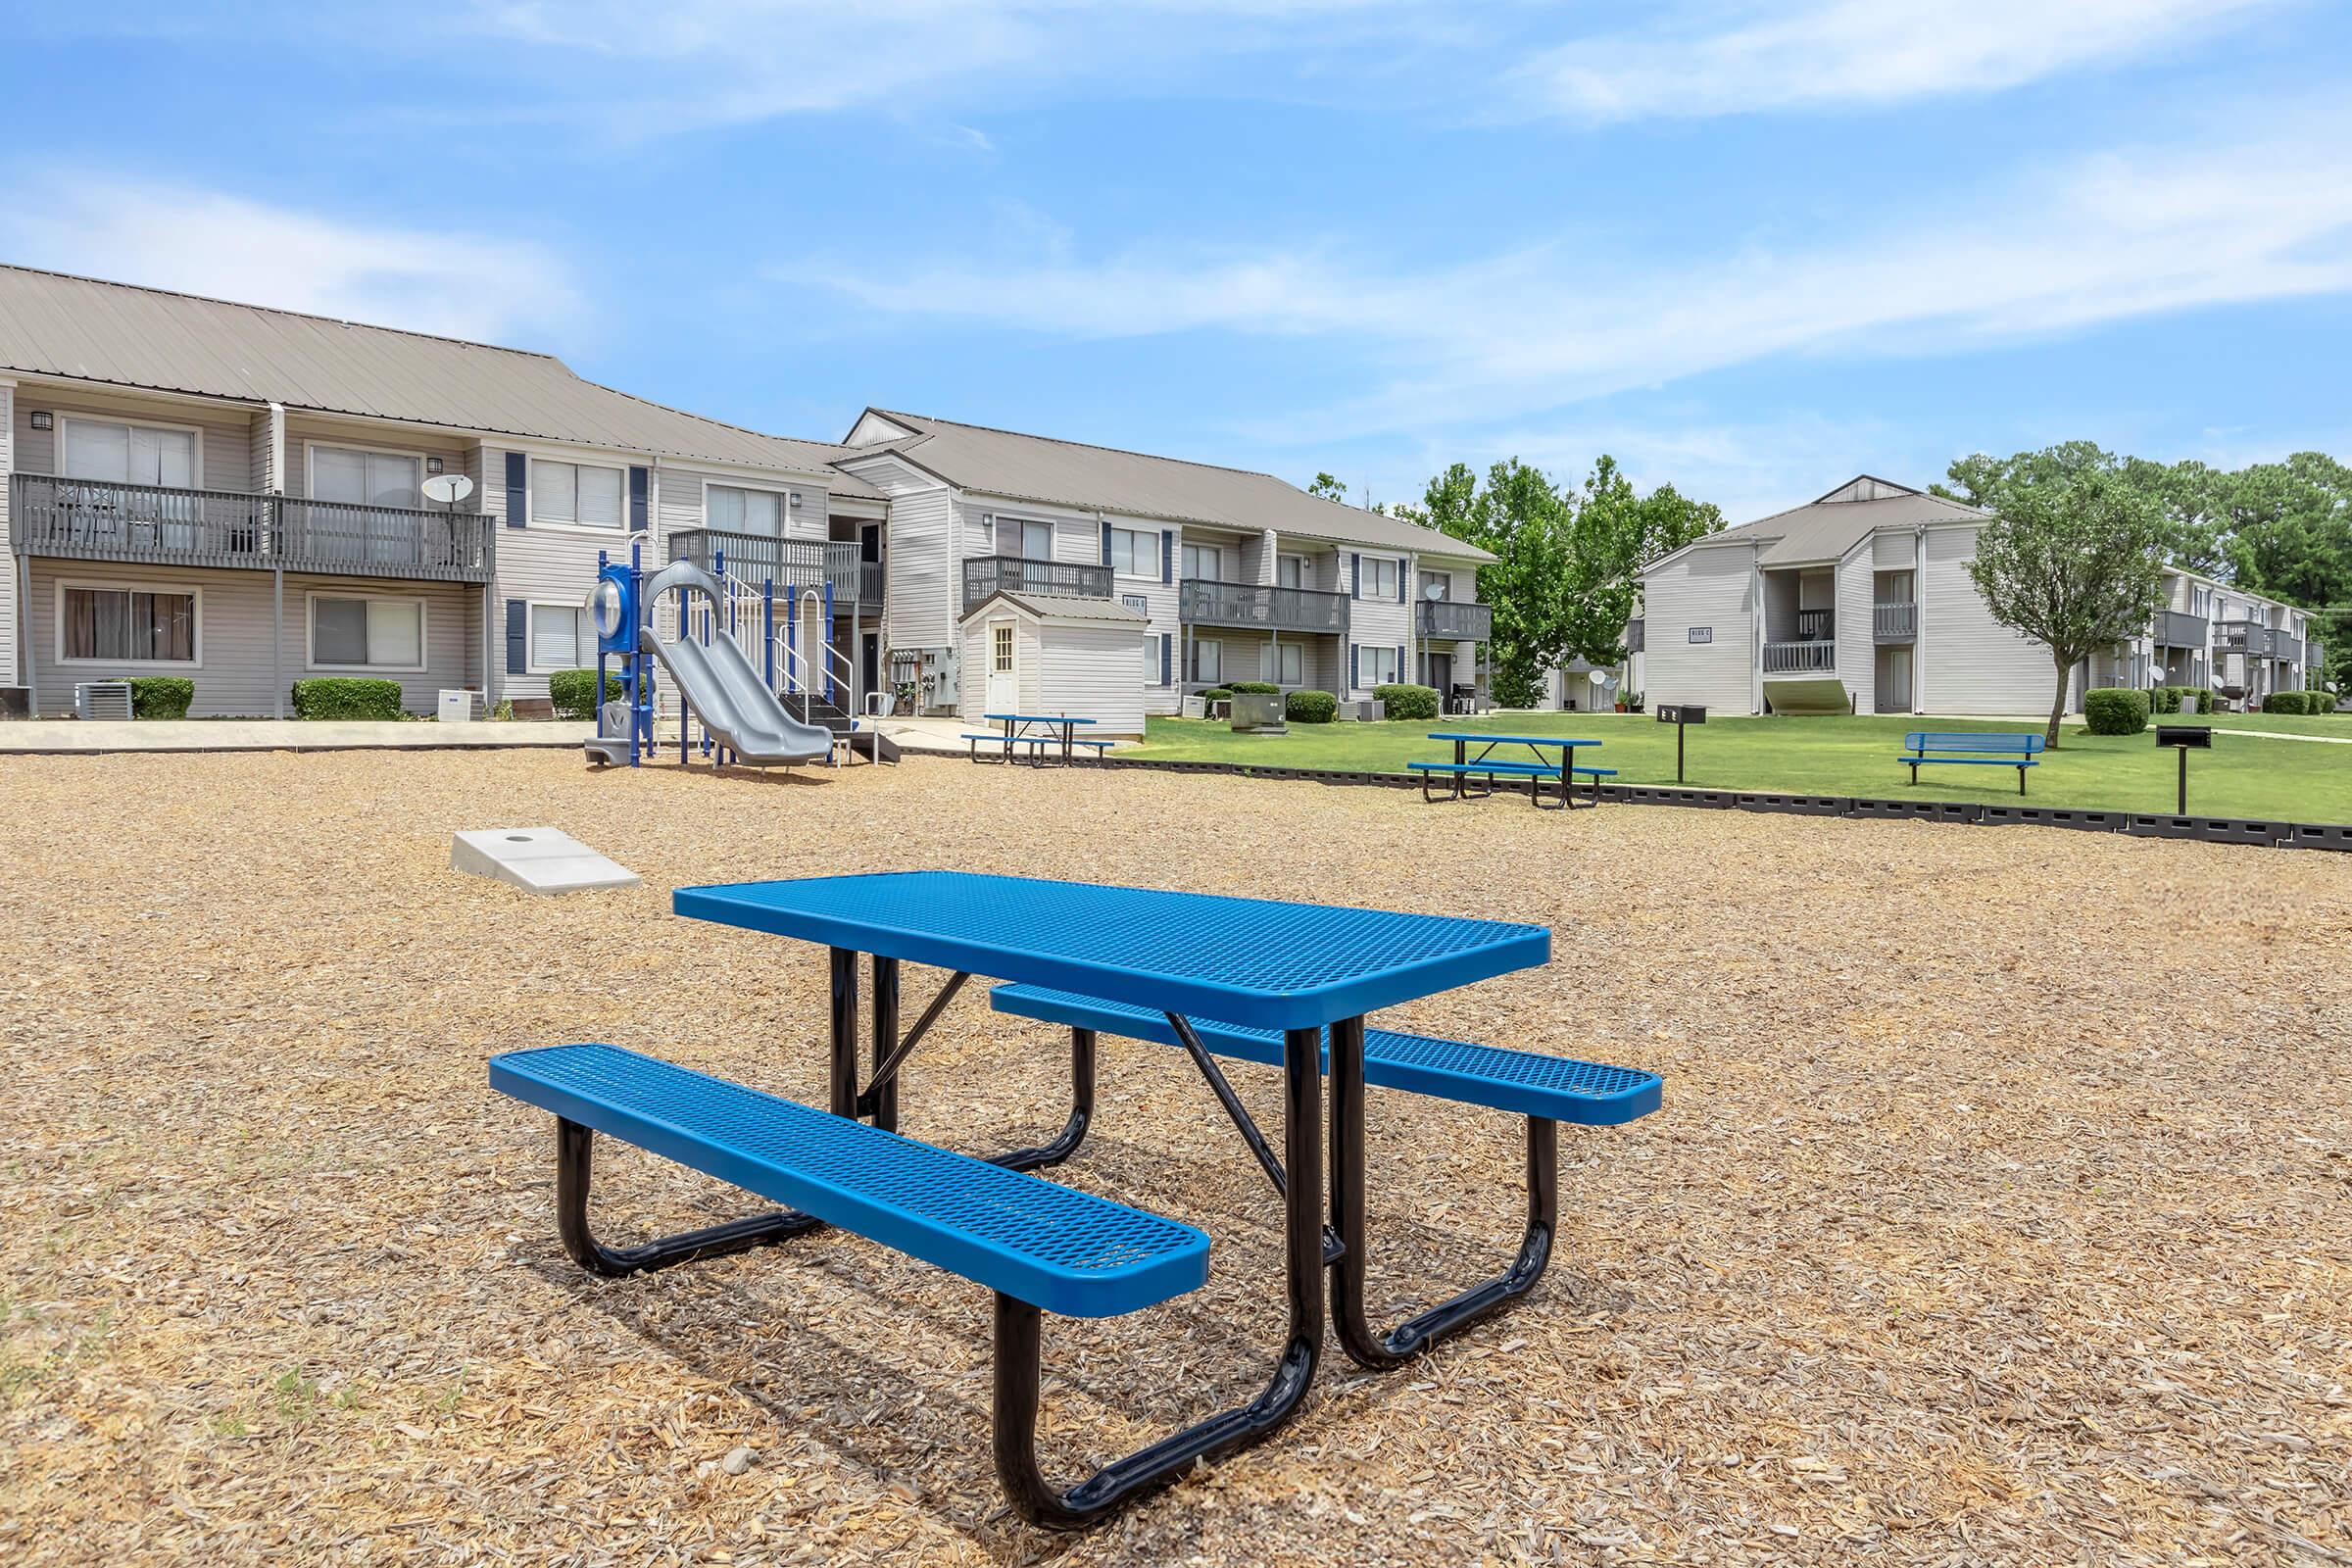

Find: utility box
[0,686,28,721]
[438,689,473,723]
[1230,692,1287,733]
[1656,704,1707,725]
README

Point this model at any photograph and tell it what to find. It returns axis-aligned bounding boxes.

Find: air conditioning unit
[74,681,134,721]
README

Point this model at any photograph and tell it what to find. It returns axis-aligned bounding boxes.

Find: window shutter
[1350,553,1362,599]
[628,466,649,532]
[1396,560,1406,603]
[1348,644,1359,691]
[505,599,527,674]
[1161,530,1173,583]
[1395,643,1405,682]
[1159,634,1172,687]
[1100,520,1112,566]
[504,452,527,529]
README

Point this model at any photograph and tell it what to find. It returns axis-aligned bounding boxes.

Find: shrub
[2083,687,2150,735]
[1372,682,1439,721]
[2169,684,2216,715]
[1285,688,1337,724]
[1229,681,1280,695]
[117,675,194,720]
[1196,686,1235,704]
[291,677,404,721]
[2151,685,2180,713]
[548,668,623,721]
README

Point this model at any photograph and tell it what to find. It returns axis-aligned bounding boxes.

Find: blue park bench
[1899,731,2045,795]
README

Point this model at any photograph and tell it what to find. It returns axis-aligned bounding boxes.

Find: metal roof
[844,409,1495,564]
[0,265,880,493]
[962,590,1150,624]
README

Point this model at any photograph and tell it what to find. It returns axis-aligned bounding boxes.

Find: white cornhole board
[451,827,639,895]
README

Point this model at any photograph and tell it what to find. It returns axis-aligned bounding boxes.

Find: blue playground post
[822,580,836,706]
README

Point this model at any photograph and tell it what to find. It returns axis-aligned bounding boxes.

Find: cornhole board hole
[451,828,639,895]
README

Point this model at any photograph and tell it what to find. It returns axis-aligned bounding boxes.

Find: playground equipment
[583,541,840,770]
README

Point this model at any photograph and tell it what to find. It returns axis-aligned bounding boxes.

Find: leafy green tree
[1561,457,1722,666]
[2223,453,2352,693]
[1306,472,1348,501]
[1962,450,2169,748]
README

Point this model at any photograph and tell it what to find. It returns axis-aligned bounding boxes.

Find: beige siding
[1642,543,1756,713]
[1344,548,1411,696]
[874,475,953,650]
[1835,543,1876,714]
[660,465,831,546]
[14,385,261,491]
[26,560,474,716]
[1037,621,1147,735]
[283,416,469,501]
[0,382,15,681]
[1919,524,2051,713]
[480,443,636,700]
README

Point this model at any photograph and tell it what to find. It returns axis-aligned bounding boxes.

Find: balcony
[961,554,1112,611]
[2153,609,2209,648]
[671,528,879,605]
[1417,597,1493,641]
[1180,578,1350,636]
[1793,608,1834,641]
[1762,640,1838,674]
[2276,632,2304,665]
[1873,601,1917,642]
[2310,639,2327,668]
[9,473,492,582]
[2218,619,2278,658]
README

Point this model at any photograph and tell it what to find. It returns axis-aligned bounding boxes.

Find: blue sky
[7,1,2350,520]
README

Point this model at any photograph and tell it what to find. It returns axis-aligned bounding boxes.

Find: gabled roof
[0,265,880,492]
[1688,474,1985,566]
[841,408,1494,563]
[960,590,1149,625]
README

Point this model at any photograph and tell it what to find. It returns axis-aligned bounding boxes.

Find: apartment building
[1624,475,2322,716]
[832,409,1494,717]
[2,268,1494,728]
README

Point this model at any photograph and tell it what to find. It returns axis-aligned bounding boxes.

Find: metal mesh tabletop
[673,871,1548,1029]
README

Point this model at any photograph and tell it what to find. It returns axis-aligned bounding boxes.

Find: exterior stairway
[781,693,900,764]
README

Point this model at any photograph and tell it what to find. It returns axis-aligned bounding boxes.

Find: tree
[1559,458,1722,667]
[1963,451,2169,748]
[2224,453,2352,694]
[1306,472,1348,501]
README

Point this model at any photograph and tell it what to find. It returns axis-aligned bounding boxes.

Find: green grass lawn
[1129,710,2352,821]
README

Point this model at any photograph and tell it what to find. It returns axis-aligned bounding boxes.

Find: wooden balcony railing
[1416,597,1493,641]
[9,473,491,581]
[1762,640,1838,674]
[1179,578,1350,635]
[1873,601,1917,641]
[961,554,1112,611]
[669,529,877,604]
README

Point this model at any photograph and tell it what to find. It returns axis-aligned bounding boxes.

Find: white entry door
[985,620,1018,713]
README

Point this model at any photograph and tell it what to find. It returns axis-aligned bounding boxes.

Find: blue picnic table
[1413,731,1612,808]
[969,711,1103,766]
[490,870,1661,1527]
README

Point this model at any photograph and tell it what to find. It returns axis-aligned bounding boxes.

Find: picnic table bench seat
[1899,731,2044,794]
[990,985,1660,1125]
[490,1043,1208,1317]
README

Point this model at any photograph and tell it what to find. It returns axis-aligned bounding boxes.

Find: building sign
[1688,626,1713,644]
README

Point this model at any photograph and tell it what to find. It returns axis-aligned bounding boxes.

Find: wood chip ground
[2,750,2347,1567]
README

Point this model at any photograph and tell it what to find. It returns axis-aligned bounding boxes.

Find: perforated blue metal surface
[1903,732,2046,755]
[990,986,1661,1126]
[490,1044,1208,1316]
[673,872,1549,1030]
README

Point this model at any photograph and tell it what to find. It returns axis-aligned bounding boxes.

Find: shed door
[985,619,1018,714]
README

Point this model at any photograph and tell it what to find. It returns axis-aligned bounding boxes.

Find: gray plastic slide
[640,560,836,766]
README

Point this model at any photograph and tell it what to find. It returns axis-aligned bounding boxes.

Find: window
[311,446,422,508]
[1189,639,1222,682]
[312,595,424,670]
[1277,643,1303,684]
[708,484,784,535]
[1183,543,1225,581]
[60,583,197,664]
[992,623,1015,674]
[1357,645,1398,686]
[989,517,1053,559]
[1360,557,1399,599]
[1278,555,1308,590]
[1418,569,1450,601]
[529,602,596,672]
[62,417,196,487]
[1108,527,1156,577]
[534,459,624,528]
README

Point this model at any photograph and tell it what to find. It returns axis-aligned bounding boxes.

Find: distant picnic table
[966,711,1104,766]
[1411,731,1612,809]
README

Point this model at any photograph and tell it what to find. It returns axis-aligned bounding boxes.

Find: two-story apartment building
[1627,475,2322,716]
[831,410,1494,718]
[3,268,1495,731]
[0,266,884,718]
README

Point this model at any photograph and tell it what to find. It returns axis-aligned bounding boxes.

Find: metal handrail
[963,555,1113,609]
[1762,640,1838,673]
[1873,601,1917,639]
[1179,578,1350,634]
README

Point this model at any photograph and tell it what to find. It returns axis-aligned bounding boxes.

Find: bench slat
[1407,760,1558,777]
[490,1044,1208,1317]
[991,986,1660,1126]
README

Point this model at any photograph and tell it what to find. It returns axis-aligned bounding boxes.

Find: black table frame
[551,946,1558,1529]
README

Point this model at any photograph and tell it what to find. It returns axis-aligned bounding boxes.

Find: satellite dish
[1423,581,1446,600]
[420,472,474,506]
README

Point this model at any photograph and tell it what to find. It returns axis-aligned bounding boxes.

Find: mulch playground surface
[2,749,2346,1567]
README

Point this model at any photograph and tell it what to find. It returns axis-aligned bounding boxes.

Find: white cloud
[789,107,2352,442]
[0,177,583,345]
[1516,0,2280,122]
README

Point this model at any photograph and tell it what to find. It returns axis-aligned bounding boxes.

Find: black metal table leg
[555,1116,821,1276]
[1326,1014,1559,1369]
[989,1026,1096,1172]
[870,954,901,1133]
[993,1025,1325,1528]
[829,946,859,1118]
